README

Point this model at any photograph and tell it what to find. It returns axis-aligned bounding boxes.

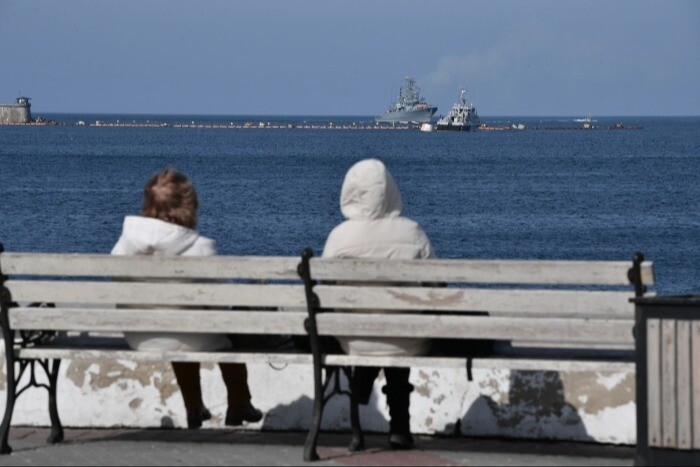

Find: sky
[0,0,698,116]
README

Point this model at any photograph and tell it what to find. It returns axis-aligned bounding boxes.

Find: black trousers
[352,366,412,435]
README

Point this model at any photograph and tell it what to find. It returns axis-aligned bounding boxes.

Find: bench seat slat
[1,253,301,280]
[325,355,634,372]
[314,313,634,345]
[9,306,633,344]
[9,308,309,335]
[311,258,655,285]
[15,348,634,373]
[5,281,306,308]
[17,348,314,364]
[510,340,634,350]
[314,285,635,317]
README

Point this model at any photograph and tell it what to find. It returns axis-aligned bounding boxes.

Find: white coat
[111,215,231,352]
[322,159,435,356]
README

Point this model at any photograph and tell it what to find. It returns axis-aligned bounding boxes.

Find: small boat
[573,114,597,123]
[436,87,480,132]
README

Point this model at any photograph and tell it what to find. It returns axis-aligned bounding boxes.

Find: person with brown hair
[111,168,263,429]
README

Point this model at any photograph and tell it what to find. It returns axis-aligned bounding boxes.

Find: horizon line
[33,111,700,119]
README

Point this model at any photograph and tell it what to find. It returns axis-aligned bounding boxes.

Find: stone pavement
[0,428,635,466]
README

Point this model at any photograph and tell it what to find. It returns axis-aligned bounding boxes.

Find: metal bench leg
[303,363,326,462]
[46,359,64,444]
[0,283,15,455]
[347,368,365,452]
[299,247,326,462]
[0,357,16,455]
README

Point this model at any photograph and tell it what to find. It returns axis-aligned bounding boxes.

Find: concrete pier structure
[0,96,32,124]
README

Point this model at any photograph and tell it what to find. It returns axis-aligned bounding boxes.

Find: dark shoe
[187,406,212,429]
[389,432,415,450]
[225,403,263,426]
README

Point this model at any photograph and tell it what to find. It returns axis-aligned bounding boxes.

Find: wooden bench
[0,245,656,461]
[297,248,655,461]
[0,246,312,454]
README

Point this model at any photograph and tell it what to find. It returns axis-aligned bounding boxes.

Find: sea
[0,114,698,295]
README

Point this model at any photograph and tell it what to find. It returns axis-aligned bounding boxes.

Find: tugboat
[376,76,438,124]
[436,87,480,131]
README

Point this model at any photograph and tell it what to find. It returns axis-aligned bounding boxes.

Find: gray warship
[436,87,480,131]
[376,76,437,123]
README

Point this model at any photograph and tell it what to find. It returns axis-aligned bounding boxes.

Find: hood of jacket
[111,215,203,255]
[340,159,403,221]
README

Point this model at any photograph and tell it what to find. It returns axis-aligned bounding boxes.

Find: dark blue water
[1,115,698,295]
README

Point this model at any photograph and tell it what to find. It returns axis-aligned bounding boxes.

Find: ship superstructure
[376,76,437,124]
[436,87,480,131]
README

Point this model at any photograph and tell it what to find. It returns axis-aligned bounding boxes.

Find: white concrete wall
[0,355,636,444]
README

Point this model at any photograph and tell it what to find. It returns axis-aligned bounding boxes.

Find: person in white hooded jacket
[323,159,435,449]
[111,168,262,429]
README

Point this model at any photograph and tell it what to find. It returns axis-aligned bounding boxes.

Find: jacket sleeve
[111,236,130,255]
[418,228,436,259]
[184,237,217,257]
[423,240,436,259]
[321,226,342,258]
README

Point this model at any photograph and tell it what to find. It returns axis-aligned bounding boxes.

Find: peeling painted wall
[0,351,635,443]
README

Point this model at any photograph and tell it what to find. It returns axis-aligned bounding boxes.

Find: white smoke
[426,41,525,88]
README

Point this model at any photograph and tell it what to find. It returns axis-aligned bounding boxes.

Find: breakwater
[479,122,643,131]
[1,118,643,131]
[1,119,414,130]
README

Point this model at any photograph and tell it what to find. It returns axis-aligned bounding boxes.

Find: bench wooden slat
[662,319,677,448]
[9,306,633,344]
[509,340,634,351]
[9,307,309,335]
[15,348,635,373]
[314,313,634,345]
[324,355,635,372]
[314,285,635,317]
[5,281,306,308]
[311,258,655,285]
[677,320,692,450]
[693,322,700,450]
[1,253,656,286]
[1,253,301,280]
[17,348,314,365]
[647,319,663,448]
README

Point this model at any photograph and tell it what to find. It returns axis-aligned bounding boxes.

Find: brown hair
[141,168,199,229]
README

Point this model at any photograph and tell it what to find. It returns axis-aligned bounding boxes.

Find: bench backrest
[0,252,308,337]
[302,251,655,350]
